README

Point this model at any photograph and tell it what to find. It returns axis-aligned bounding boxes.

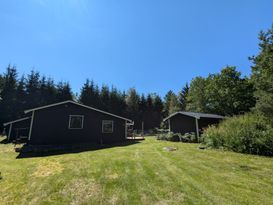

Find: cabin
[163,111,224,138]
[3,100,133,145]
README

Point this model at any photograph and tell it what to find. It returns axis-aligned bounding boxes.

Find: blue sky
[0,0,273,96]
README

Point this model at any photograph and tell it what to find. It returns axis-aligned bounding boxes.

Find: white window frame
[102,120,114,133]
[68,115,84,129]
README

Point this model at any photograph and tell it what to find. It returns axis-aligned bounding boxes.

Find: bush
[202,113,273,156]
[181,132,196,142]
[156,132,197,143]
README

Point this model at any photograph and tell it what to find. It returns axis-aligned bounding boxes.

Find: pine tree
[125,88,140,128]
[0,65,18,131]
[163,90,179,116]
[79,79,92,106]
[168,93,180,114]
[25,70,41,109]
[56,81,73,101]
[178,83,189,111]
[100,85,110,111]
[250,24,273,117]
[152,94,164,128]
[15,76,27,116]
[186,77,208,113]
[44,78,57,104]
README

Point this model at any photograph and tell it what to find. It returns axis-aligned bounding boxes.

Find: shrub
[202,113,273,156]
[181,132,197,143]
[156,132,181,142]
[156,132,197,143]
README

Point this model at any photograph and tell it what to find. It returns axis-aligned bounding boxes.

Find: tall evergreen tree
[186,77,208,113]
[0,65,18,131]
[56,81,73,101]
[163,90,174,117]
[168,93,180,114]
[25,70,41,109]
[163,90,179,116]
[251,24,273,117]
[152,94,164,128]
[44,78,57,104]
[178,83,189,110]
[79,79,93,106]
[109,86,123,115]
[15,75,27,116]
[100,85,110,111]
[125,88,140,128]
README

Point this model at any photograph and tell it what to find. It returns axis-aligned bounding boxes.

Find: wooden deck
[126,136,145,140]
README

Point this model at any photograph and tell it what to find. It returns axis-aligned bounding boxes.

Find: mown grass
[0,136,273,205]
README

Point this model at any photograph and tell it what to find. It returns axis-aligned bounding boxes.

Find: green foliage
[163,90,180,117]
[186,77,208,113]
[251,24,273,117]
[156,132,196,143]
[0,66,74,132]
[177,83,189,111]
[79,79,100,108]
[205,66,255,115]
[203,113,273,156]
[186,67,255,116]
[156,132,181,142]
[181,132,196,142]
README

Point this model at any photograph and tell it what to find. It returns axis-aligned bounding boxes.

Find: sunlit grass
[0,136,273,205]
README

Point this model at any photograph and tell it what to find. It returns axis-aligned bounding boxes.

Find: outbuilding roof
[3,117,31,126]
[24,100,133,122]
[163,111,224,121]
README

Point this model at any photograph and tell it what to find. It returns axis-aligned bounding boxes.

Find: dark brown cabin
[163,111,224,138]
[3,101,133,145]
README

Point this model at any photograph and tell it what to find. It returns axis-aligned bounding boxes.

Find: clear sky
[0,0,273,96]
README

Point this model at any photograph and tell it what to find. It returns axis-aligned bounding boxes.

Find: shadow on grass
[16,140,141,159]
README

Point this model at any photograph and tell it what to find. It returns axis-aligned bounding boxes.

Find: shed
[3,100,133,145]
[3,117,31,142]
[163,111,224,138]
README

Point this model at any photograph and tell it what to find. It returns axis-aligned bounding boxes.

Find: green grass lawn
[1,136,273,205]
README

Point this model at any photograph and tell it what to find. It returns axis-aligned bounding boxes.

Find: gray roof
[24,100,133,122]
[163,111,225,121]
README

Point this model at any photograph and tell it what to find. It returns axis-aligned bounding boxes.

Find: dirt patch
[106,173,119,180]
[61,178,102,205]
[32,160,63,177]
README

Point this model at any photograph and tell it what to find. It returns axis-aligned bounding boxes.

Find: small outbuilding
[3,100,133,145]
[163,111,224,138]
[3,117,31,142]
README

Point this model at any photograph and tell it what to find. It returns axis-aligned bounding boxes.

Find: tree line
[2,24,273,132]
[0,64,255,132]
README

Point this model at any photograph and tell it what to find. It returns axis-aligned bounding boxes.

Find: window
[69,115,84,129]
[102,120,114,133]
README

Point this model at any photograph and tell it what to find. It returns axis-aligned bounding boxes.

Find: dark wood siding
[169,114,222,135]
[198,118,221,131]
[29,103,126,145]
[170,114,196,134]
[8,119,31,141]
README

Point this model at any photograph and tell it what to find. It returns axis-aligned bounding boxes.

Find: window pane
[102,121,113,133]
[69,116,83,129]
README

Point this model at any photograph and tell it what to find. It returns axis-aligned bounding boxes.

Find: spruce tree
[251,24,273,117]
[0,65,18,131]
[178,83,189,111]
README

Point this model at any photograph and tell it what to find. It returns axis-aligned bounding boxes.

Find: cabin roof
[3,117,31,126]
[24,100,132,122]
[163,111,225,121]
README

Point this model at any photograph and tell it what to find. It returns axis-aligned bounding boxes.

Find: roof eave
[24,100,132,122]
